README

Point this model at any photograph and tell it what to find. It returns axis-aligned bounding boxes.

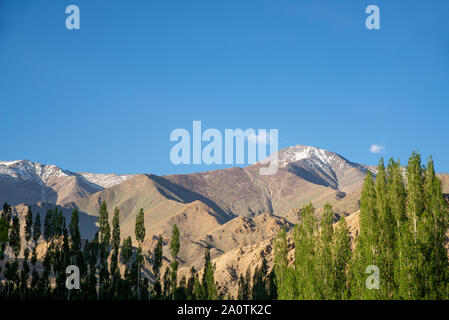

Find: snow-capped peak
[262,145,368,176]
[0,159,69,184]
[276,145,340,168]
[0,159,133,189]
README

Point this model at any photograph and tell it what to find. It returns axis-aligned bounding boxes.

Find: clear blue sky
[1,0,448,175]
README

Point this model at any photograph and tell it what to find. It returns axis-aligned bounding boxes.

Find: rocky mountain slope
[0,160,133,205]
[2,145,448,296]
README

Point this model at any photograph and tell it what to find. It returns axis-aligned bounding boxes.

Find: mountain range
[2,145,448,296]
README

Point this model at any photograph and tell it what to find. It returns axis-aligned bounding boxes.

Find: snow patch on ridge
[75,172,134,189]
[0,160,133,189]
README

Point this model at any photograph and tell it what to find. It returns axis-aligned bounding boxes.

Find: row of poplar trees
[274,152,449,300]
[0,200,219,300]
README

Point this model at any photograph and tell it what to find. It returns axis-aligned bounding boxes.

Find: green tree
[398,152,425,299]
[9,216,21,258]
[317,202,335,299]
[251,255,269,300]
[375,158,396,298]
[20,248,31,298]
[24,206,33,242]
[294,203,319,299]
[274,227,296,299]
[69,209,81,253]
[122,236,133,265]
[349,171,379,299]
[387,158,407,299]
[421,156,449,298]
[32,212,41,243]
[134,208,146,300]
[98,201,110,246]
[51,206,64,237]
[43,209,53,241]
[135,208,146,245]
[110,207,121,293]
[237,273,249,300]
[0,216,8,260]
[185,267,197,300]
[162,267,171,299]
[1,202,12,224]
[111,207,121,252]
[153,235,163,280]
[202,247,218,300]
[170,224,180,299]
[332,215,351,299]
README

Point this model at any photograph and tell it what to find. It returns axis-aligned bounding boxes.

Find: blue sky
[0,0,448,175]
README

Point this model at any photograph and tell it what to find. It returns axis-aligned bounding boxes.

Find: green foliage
[153,235,163,280]
[202,247,218,300]
[1,202,11,224]
[122,236,133,265]
[169,224,180,299]
[98,201,110,246]
[69,209,81,252]
[24,206,33,242]
[32,212,41,243]
[294,203,319,299]
[43,209,53,241]
[271,151,449,300]
[112,207,121,252]
[274,226,297,299]
[9,216,21,258]
[0,217,9,245]
[349,171,379,299]
[237,273,249,299]
[375,158,396,298]
[317,202,335,299]
[251,255,271,300]
[333,215,351,299]
[135,208,146,245]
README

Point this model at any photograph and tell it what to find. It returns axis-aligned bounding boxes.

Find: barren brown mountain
[2,146,449,296]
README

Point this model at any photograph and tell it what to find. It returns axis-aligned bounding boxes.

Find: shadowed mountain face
[164,145,370,218]
[271,145,370,193]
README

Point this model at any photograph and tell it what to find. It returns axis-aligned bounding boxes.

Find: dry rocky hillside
[1,146,448,296]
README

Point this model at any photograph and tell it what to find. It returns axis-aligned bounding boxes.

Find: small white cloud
[369,144,385,154]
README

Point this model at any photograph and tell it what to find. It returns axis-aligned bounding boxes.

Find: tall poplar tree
[375,158,396,298]
[202,246,217,300]
[399,152,425,299]
[294,202,319,299]
[9,216,21,258]
[24,206,33,242]
[152,235,164,299]
[98,201,110,246]
[318,202,335,299]
[349,171,379,299]
[135,208,146,299]
[274,227,296,299]
[43,209,53,241]
[32,212,41,243]
[422,156,449,298]
[386,158,409,299]
[332,215,351,299]
[170,224,180,299]
[69,209,81,253]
